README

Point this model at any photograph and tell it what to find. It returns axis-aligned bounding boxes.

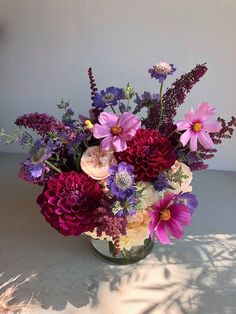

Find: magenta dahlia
[37,171,104,236]
[115,129,176,181]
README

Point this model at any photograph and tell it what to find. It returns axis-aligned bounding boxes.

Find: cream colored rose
[119,210,151,251]
[136,181,160,210]
[80,146,116,180]
[167,161,193,194]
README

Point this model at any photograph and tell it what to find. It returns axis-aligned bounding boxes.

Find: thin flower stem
[45,160,62,174]
[157,81,164,130]
[110,105,116,114]
[167,129,182,139]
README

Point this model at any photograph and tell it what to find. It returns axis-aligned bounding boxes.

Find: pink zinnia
[92,112,141,152]
[177,102,222,151]
[149,193,191,244]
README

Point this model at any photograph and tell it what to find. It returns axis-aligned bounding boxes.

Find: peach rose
[167,161,193,194]
[80,146,116,180]
[136,181,160,210]
[119,210,151,251]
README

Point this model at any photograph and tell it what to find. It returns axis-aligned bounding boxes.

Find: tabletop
[0,153,236,314]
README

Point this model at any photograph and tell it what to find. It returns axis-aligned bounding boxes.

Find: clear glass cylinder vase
[90,237,154,265]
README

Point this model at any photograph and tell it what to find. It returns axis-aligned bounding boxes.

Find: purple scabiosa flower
[148,62,176,83]
[133,91,159,114]
[107,162,136,201]
[154,173,169,192]
[93,87,124,109]
[149,193,191,244]
[23,139,58,180]
[174,193,198,215]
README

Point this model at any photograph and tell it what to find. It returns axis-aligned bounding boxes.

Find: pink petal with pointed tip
[177,120,190,131]
[167,219,184,239]
[195,102,211,119]
[180,130,192,147]
[203,121,222,133]
[118,112,141,138]
[190,134,198,151]
[185,108,195,123]
[156,221,171,245]
[170,204,191,226]
[198,132,214,149]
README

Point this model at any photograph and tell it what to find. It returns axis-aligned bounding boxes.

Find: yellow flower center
[111,125,123,135]
[192,122,202,132]
[84,120,94,129]
[160,209,171,221]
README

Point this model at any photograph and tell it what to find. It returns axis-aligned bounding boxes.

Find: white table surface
[0,153,236,314]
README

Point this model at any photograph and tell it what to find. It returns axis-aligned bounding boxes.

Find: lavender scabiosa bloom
[149,62,176,83]
[23,139,58,180]
[154,173,169,192]
[93,87,124,109]
[133,91,159,114]
[174,193,198,215]
[15,112,75,140]
[107,162,136,201]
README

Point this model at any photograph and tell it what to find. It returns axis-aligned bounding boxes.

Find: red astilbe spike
[211,116,236,144]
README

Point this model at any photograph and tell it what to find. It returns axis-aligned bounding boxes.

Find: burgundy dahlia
[37,171,104,236]
[115,129,176,181]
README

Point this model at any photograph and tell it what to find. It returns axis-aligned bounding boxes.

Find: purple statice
[66,132,86,153]
[148,62,176,83]
[107,162,135,201]
[93,87,124,109]
[133,91,159,114]
[174,193,198,215]
[22,139,58,180]
[15,112,75,139]
[154,173,169,192]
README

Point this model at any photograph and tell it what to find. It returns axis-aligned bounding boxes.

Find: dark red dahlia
[37,171,104,236]
[115,129,176,181]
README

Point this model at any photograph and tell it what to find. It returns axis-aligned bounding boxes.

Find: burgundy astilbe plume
[15,112,75,140]
[95,207,127,254]
[144,63,208,132]
[211,116,236,144]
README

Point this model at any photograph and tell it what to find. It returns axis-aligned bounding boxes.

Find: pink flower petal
[196,102,216,120]
[156,221,171,245]
[112,136,127,152]
[159,193,176,210]
[190,134,198,151]
[170,204,191,226]
[149,210,158,240]
[177,120,190,131]
[198,132,214,149]
[100,136,113,151]
[92,124,111,139]
[203,121,222,133]
[180,129,192,147]
[166,219,184,239]
[184,107,195,123]
[118,112,141,139]
[98,112,118,127]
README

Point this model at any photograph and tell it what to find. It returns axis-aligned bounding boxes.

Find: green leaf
[0,128,4,137]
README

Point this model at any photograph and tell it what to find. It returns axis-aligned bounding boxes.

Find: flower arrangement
[1,62,236,261]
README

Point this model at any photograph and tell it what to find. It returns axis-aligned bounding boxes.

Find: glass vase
[90,237,154,265]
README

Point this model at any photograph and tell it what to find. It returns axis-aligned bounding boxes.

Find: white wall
[0,0,236,170]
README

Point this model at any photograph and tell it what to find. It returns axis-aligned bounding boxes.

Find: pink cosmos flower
[177,102,222,151]
[149,193,191,244]
[92,111,141,152]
